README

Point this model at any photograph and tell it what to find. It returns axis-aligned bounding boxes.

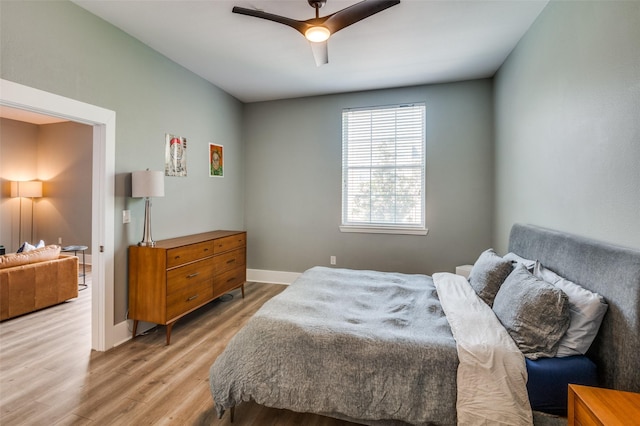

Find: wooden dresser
[568,384,640,426]
[128,230,246,344]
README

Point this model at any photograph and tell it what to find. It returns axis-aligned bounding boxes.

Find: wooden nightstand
[568,384,640,425]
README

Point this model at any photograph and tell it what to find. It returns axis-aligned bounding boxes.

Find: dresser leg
[230,406,235,422]
[166,322,174,345]
[241,284,245,299]
[132,320,139,338]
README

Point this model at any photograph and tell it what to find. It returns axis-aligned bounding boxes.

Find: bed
[209,224,640,425]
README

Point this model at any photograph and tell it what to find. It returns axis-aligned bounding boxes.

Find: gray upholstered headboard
[508,224,640,393]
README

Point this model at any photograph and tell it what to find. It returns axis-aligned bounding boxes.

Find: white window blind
[341,103,426,235]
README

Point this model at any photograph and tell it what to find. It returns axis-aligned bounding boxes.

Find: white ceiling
[72,0,549,103]
[0,105,69,125]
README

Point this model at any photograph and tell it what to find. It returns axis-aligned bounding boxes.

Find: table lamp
[132,170,164,247]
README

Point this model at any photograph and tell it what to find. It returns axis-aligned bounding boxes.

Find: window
[341,103,427,235]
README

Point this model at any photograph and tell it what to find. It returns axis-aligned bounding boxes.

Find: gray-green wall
[1,1,245,323]
[2,0,639,327]
[494,0,640,252]
[245,80,495,274]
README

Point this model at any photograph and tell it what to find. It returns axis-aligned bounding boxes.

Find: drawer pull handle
[227,277,235,283]
[187,272,200,278]
[174,255,181,260]
[187,294,198,301]
[226,259,236,264]
[204,248,209,252]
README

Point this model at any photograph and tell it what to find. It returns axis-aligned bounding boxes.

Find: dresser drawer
[167,241,215,268]
[213,233,246,254]
[166,280,213,320]
[166,259,215,295]
[214,247,246,273]
[215,266,246,295]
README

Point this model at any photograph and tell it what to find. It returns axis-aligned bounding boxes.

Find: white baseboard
[112,319,157,348]
[247,269,301,285]
[113,320,132,347]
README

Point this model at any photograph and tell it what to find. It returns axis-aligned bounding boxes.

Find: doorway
[1,78,116,351]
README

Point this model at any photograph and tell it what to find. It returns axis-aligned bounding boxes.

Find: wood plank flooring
[0,270,361,425]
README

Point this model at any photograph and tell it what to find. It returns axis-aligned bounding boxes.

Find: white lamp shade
[10,180,43,198]
[132,170,164,198]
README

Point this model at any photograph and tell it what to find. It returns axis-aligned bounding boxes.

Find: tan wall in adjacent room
[0,117,92,253]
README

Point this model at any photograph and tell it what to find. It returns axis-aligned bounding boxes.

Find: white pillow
[534,263,608,357]
[23,242,36,252]
[503,252,537,271]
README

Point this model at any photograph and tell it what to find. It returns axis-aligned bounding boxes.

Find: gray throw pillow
[534,263,608,357]
[468,249,513,307]
[493,264,571,359]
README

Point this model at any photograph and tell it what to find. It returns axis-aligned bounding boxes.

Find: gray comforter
[209,266,459,425]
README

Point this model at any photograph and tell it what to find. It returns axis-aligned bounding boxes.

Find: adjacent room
[1,0,638,425]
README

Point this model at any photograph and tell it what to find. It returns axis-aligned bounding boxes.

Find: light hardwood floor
[0,269,360,425]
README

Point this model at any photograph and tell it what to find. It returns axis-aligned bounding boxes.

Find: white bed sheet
[434,272,533,426]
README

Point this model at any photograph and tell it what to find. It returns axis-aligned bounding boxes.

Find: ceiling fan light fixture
[305,26,330,42]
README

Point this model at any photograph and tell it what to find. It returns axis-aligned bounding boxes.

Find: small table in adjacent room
[62,245,88,290]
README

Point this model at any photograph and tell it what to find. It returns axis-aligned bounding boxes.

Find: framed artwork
[165,134,187,177]
[209,143,224,177]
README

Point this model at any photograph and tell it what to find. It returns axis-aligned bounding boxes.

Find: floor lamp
[10,180,43,248]
[132,170,165,247]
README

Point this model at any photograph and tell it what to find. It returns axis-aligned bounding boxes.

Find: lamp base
[138,198,156,247]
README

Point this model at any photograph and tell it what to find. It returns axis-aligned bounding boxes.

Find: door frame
[1,78,116,351]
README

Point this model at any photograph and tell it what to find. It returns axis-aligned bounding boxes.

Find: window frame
[340,103,428,236]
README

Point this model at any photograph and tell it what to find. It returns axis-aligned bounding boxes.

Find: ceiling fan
[232,0,400,66]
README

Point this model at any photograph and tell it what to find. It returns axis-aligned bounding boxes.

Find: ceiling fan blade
[323,0,400,34]
[309,41,329,66]
[232,1,399,66]
[232,6,310,35]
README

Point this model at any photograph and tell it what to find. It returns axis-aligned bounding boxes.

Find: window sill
[339,225,429,236]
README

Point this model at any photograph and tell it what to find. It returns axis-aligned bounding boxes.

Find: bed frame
[509,224,640,394]
[216,224,639,425]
